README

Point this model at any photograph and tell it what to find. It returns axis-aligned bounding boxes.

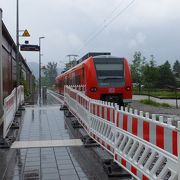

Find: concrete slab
[11,139,83,149]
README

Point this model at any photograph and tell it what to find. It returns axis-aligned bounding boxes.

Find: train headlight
[125,86,131,91]
[90,87,97,92]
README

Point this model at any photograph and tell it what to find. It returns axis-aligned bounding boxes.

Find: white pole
[0,9,3,124]
[16,0,20,111]
[16,0,20,85]
[39,38,41,105]
[39,37,45,106]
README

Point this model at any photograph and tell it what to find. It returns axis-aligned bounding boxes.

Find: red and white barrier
[114,107,178,180]
[116,108,178,156]
[69,85,86,93]
[64,86,179,180]
[3,85,24,138]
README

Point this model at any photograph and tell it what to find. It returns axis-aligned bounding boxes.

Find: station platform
[0,93,128,180]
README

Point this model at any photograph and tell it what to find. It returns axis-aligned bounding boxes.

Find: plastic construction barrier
[64,85,180,180]
[69,85,86,94]
[3,86,24,138]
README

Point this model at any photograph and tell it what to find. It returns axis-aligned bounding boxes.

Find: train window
[82,67,84,79]
[95,64,123,71]
[58,81,62,87]
[94,58,125,87]
[75,75,80,85]
[72,76,75,85]
[65,78,67,85]
[69,78,72,85]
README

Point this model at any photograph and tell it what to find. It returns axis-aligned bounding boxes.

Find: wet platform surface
[0,93,128,180]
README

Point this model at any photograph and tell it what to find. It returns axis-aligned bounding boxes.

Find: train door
[81,67,85,85]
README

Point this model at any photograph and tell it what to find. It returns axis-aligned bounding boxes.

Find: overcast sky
[1,0,180,68]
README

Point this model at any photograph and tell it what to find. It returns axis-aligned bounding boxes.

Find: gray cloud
[1,0,180,67]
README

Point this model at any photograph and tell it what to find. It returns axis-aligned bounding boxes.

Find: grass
[140,99,171,107]
[133,88,180,98]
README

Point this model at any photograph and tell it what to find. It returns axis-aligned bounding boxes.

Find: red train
[55,53,132,105]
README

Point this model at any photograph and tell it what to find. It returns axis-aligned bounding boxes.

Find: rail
[64,85,180,180]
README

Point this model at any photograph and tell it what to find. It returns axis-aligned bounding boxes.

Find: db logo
[108,88,115,93]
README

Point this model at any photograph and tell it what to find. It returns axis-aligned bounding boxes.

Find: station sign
[20,44,40,51]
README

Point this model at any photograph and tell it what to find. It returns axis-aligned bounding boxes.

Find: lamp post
[15,0,20,111]
[16,0,19,86]
[39,37,45,105]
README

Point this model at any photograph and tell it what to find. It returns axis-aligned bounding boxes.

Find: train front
[85,55,132,105]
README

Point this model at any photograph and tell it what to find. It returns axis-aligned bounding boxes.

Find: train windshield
[94,57,124,87]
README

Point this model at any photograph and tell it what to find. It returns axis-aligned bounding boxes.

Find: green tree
[142,55,158,98]
[131,51,146,92]
[173,60,180,77]
[157,61,176,88]
[20,72,29,96]
[42,62,58,88]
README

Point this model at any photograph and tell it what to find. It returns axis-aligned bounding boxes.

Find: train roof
[56,54,126,79]
[77,52,111,64]
[93,55,124,60]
